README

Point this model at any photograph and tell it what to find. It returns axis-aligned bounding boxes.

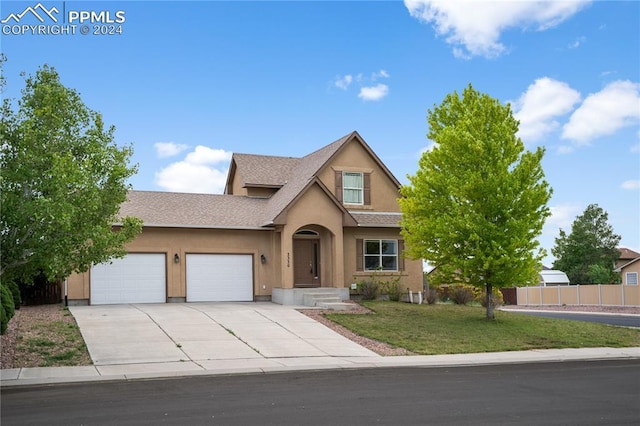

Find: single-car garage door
[186,254,253,302]
[91,254,166,305]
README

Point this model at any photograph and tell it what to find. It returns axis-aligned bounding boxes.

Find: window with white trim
[364,239,397,271]
[342,172,363,204]
[626,272,638,285]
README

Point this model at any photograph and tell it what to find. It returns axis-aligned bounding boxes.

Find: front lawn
[325,301,640,355]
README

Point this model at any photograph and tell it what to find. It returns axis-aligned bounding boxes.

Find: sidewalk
[2,347,639,388]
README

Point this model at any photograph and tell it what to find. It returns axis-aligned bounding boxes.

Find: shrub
[357,280,380,300]
[382,277,402,302]
[6,280,21,310]
[1,283,16,335]
[472,286,504,307]
[449,284,475,305]
[425,288,438,305]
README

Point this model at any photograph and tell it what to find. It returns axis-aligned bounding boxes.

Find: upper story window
[343,172,363,204]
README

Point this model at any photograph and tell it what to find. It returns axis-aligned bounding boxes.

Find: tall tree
[400,85,552,319]
[0,65,142,283]
[552,204,621,284]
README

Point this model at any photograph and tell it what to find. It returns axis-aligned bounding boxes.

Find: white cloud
[371,69,390,80]
[512,77,581,143]
[562,80,640,145]
[154,142,189,158]
[419,142,437,156]
[154,145,233,194]
[567,36,586,49]
[404,0,591,58]
[184,146,233,165]
[358,84,389,101]
[335,74,353,90]
[543,203,582,238]
[621,180,640,190]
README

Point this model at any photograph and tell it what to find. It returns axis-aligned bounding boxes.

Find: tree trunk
[486,283,495,320]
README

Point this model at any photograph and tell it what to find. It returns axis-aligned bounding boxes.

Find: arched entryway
[292,227,331,288]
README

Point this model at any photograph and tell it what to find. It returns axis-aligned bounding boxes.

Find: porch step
[317,302,358,311]
[302,292,343,307]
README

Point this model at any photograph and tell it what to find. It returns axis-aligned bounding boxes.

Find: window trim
[342,171,364,205]
[363,239,398,272]
[626,272,638,285]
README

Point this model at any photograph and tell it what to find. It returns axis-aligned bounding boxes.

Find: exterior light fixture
[174,253,180,263]
[260,254,266,264]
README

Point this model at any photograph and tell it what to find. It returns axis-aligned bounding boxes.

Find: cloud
[621,180,640,190]
[335,74,353,90]
[567,36,586,49]
[562,80,640,145]
[154,145,233,194]
[154,142,189,158]
[334,69,390,101]
[358,84,389,101]
[512,77,581,143]
[404,0,591,58]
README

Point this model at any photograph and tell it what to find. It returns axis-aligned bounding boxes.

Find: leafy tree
[0,65,142,284]
[552,204,620,284]
[399,85,552,319]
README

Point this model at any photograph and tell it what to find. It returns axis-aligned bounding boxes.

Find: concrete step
[302,292,343,307]
[317,302,358,311]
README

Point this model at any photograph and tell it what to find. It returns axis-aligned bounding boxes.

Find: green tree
[399,85,552,319]
[552,204,621,284]
[0,65,142,284]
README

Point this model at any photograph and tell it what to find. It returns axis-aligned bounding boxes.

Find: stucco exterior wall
[621,261,640,285]
[317,141,401,213]
[343,227,423,293]
[67,226,277,304]
[279,183,345,289]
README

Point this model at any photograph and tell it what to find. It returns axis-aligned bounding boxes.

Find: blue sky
[2,0,639,266]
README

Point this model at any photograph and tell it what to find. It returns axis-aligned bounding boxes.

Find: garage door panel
[91,254,166,305]
[187,254,253,302]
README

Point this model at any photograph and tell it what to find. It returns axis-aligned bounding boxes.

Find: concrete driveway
[70,303,377,369]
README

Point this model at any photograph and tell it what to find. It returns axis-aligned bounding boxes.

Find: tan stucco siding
[280,183,345,288]
[66,227,278,303]
[343,227,423,293]
[317,141,401,212]
[622,261,640,285]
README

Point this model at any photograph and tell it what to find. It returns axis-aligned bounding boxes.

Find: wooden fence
[516,285,639,307]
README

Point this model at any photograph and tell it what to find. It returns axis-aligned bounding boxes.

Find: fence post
[598,284,602,305]
[577,285,580,305]
[622,284,625,306]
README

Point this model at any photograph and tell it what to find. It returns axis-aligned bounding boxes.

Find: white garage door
[186,254,253,302]
[91,254,166,305]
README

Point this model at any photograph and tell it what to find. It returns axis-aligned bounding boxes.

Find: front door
[293,239,321,287]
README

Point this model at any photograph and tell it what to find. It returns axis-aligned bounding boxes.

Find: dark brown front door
[293,239,321,287]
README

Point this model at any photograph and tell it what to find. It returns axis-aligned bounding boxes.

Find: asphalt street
[2,360,639,425]
[507,311,640,328]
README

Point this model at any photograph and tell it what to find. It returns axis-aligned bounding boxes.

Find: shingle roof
[619,247,640,260]
[350,212,402,227]
[232,154,300,188]
[119,191,270,229]
[121,131,403,230]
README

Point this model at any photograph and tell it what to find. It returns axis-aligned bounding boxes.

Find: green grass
[325,301,640,355]
[16,312,92,367]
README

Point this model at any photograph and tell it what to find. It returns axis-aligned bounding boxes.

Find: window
[364,239,397,271]
[342,172,363,204]
[626,272,638,285]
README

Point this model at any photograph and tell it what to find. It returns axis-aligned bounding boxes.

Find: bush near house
[1,283,16,335]
[357,274,403,301]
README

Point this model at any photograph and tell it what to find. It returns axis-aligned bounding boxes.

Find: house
[539,270,570,286]
[614,248,640,286]
[66,131,423,305]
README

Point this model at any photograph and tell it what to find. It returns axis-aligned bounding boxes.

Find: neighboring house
[615,247,640,270]
[66,131,423,305]
[613,253,640,285]
[539,270,570,286]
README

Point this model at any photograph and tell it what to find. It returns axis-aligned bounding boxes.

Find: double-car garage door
[90,253,253,305]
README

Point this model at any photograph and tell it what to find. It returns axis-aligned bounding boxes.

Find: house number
[287,252,290,267]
